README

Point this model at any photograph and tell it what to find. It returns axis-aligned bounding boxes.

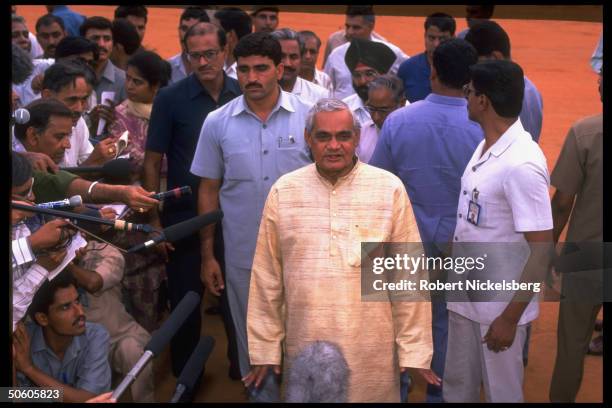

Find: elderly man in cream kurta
[245,99,435,402]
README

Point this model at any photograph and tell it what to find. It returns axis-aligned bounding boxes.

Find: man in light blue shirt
[14,271,111,402]
[190,32,312,402]
[370,39,483,403]
[465,20,543,143]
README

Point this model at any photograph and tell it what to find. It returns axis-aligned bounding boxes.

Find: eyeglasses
[187,49,221,62]
[462,84,482,99]
[365,105,396,115]
[351,69,379,81]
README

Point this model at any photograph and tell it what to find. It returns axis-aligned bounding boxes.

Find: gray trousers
[443,311,528,402]
[226,264,281,402]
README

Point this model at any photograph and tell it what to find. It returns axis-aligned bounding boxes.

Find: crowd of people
[10,4,602,403]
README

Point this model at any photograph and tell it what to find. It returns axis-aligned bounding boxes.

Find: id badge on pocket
[278,134,296,148]
[467,200,481,226]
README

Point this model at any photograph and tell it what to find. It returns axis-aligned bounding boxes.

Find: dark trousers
[165,232,203,376]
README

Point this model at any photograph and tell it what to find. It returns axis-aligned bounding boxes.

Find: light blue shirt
[190,90,313,269]
[167,53,188,85]
[521,76,543,143]
[17,322,111,395]
[370,93,484,250]
[95,60,126,105]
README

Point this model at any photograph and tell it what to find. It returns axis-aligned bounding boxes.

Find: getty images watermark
[357,242,593,302]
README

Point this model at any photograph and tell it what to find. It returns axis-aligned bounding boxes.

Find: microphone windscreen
[164,210,223,243]
[12,43,34,85]
[68,195,83,207]
[145,291,201,355]
[14,108,30,125]
[177,336,215,390]
[101,158,132,182]
[285,341,350,403]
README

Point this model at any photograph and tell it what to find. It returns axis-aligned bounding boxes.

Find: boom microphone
[60,158,132,180]
[285,341,350,403]
[37,195,83,210]
[11,202,154,233]
[112,291,201,401]
[151,186,192,201]
[170,336,216,403]
[127,210,223,253]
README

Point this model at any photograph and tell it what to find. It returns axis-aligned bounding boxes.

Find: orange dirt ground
[16,5,603,403]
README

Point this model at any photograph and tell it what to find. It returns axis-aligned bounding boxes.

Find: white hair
[305,98,361,134]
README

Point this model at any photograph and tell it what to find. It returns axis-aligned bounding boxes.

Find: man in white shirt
[271,28,329,105]
[167,7,211,85]
[213,7,253,80]
[357,74,405,163]
[298,30,333,93]
[323,6,408,99]
[342,39,398,129]
[444,60,553,402]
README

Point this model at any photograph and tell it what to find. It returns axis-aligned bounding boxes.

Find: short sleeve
[550,126,583,195]
[503,162,553,232]
[369,119,396,174]
[189,113,224,179]
[33,170,79,203]
[75,323,112,394]
[145,89,174,154]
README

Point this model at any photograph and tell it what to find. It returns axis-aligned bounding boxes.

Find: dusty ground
[16,5,603,403]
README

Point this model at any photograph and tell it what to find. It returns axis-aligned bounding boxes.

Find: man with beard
[271,28,329,105]
[342,39,399,130]
[13,271,112,402]
[298,30,333,93]
[35,14,66,59]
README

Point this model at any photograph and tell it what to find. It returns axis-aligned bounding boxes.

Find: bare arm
[66,178,158,209]
[198,178,224,295]
[66,263,103,294]
[142,150,163,223]
[551,189,576,243]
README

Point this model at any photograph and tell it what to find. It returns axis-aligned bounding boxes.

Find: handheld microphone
[286,341,350,402]
[36,195,83,210]
[170,336,215,403]
[127,210,223,253]
[60,158,132,181]
[112,292,201,401]
[12,108,31,125]
[151,186,192,201]
[11,202,154,233]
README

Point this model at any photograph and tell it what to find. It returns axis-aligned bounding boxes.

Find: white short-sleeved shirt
[61,117,94,167]
[355,120,379,164]
[290,76,330,105]
[447,119,553,325]
[324,38,409,100]
[313,69,333,93]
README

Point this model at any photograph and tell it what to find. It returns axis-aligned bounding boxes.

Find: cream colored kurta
[247,160,433,402]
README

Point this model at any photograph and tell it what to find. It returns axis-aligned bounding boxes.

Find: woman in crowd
[108,50,171,332]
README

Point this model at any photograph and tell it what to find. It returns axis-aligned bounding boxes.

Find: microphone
[285,341,350,403]
[127,210,223,253]
[36,195,83,210]
[60,158,132,181]
[169,336,216,403]
[151,186,192,201]
[11,202,154,233]
[12,108,30,125]
[112,292,201,401]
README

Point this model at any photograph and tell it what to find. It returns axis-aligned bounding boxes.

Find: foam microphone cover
[285,341,350,403]
[102,158,133,183]
[163,210,224,243]
[177,336,216,390]
[146,291,201,355]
